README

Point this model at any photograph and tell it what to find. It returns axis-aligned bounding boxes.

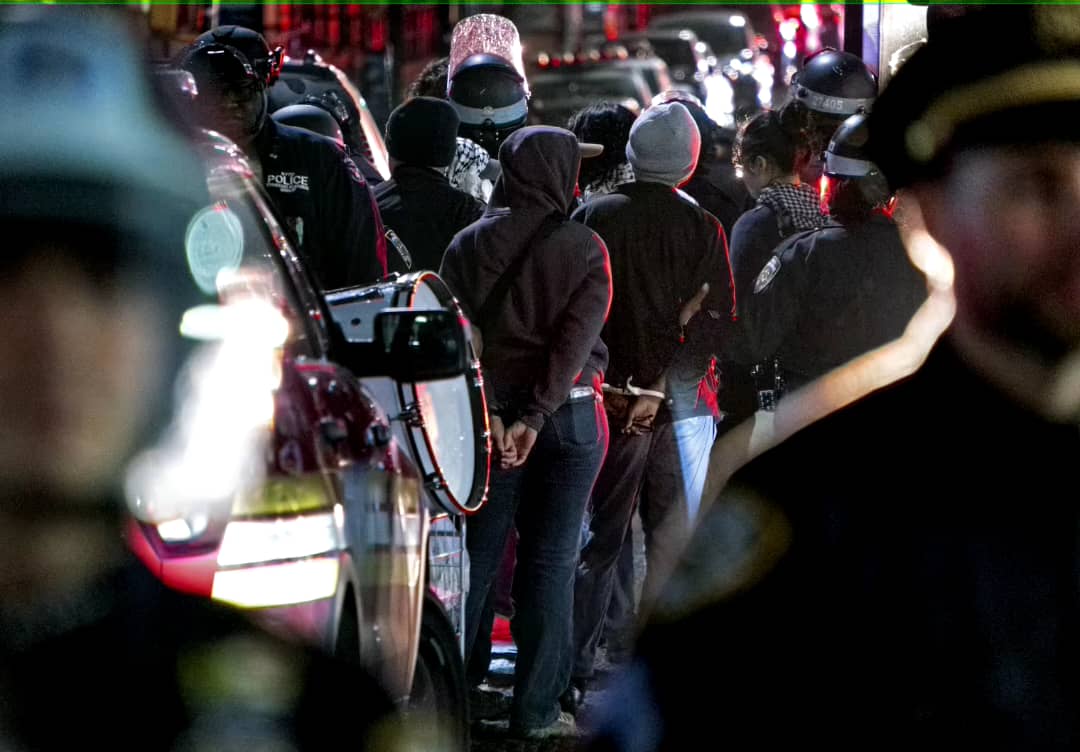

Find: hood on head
[490,125,580,215]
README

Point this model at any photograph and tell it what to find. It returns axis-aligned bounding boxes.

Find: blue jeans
[464,396,608,730]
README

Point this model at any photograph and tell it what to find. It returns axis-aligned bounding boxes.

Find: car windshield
[651,15,750,56]
[531,72,645,102]
[647,37,699,67]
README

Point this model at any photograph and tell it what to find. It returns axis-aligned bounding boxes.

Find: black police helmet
[180,43,268,140]
[272,103,344,145]
[448,53,528,158]
[824,112,879,179]
[792,49,877,118]
[823,112,890,216]
[181,42,261,92]
[195,25,281,86]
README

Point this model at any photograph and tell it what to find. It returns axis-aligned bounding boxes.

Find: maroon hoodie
[441,126,611,432]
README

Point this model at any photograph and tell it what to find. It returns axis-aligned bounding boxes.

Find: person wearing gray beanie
[568,102,738,711]
[625,102,701,187]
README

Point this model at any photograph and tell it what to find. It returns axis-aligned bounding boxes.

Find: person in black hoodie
[440,126,611,740]
[181,39,387,289]
[375,96,485,274]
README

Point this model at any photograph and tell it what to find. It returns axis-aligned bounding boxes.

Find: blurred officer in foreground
[0,11,400,750]
[588,6,1080,750]
[181,32,387,289]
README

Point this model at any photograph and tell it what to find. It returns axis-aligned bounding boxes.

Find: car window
[191,167,326,360]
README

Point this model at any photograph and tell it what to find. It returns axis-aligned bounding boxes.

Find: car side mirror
[373,308,470,382]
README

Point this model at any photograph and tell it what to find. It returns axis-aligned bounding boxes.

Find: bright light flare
[126,296,287,531]
[801,4,821,30]
[217,511,343,567]
[212,557,340,608]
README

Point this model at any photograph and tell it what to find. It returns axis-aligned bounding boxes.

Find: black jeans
[463,396,608,730]
[571,428,651,682]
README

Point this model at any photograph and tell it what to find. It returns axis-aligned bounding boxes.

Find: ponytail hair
[733,105,806,175]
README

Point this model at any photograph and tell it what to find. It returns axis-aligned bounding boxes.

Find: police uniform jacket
[255,118,387,290]
[601,339,1080,750]
[741,213,927,389]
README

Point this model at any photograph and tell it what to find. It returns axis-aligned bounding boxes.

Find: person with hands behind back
[441,125,610,739]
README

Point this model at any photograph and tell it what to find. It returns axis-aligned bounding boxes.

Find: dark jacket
[607,339,1080,750]
[729,183,824,309]
[572,181,737,420]
[374,165,485,274]
[740,214,927,389]
[255,118,387,290]
[682,159,753,240]
[0,557,396,750]
[440,127,611,432]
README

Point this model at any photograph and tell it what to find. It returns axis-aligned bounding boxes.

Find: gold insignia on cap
[906,61,1080,163]
[1034,6,1080,53]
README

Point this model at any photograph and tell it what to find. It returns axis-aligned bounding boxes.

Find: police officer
[587,7,1080,750]
[0,10,403,749]
[738,112,927,399]
[181,37,387,290]
[446,14,530,160]
[787,48,878,183]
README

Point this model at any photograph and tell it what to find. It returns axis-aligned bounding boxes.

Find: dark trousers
[463,397,608,729]
[572,429,651,681]
[603,525,636,650]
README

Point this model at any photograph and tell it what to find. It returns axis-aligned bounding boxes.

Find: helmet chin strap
[249,89,268,138]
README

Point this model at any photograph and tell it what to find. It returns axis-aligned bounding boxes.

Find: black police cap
[868,5,1080,190]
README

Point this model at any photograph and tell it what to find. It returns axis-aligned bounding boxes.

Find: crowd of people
[3,4,1080,750]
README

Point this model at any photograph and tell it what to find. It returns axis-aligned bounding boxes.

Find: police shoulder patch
[342,152,364,185]
[753,255,782,294]
[650,489,792,624]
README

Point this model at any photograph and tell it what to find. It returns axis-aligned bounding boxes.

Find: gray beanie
[625,102,701,187]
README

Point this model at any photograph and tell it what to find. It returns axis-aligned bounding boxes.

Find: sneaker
[559,679,587,716]
[512,711,578,739]
[469,686,511,721]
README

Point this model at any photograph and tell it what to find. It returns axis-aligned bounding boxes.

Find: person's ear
[750,155,768,175]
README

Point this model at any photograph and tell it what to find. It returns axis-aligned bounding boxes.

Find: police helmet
[792,49,877,118]
[823,113,891,216]
[272,103,344,145]
[824,113,880,179]
[195,25,282,86]
[180,43,269,140]
[448,54,529,158]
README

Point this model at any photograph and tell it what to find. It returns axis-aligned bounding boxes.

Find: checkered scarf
[581,162,635,202]
[756,183,824,237]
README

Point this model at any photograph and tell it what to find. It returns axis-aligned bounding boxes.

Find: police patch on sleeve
[343,153,364,185]
[753,256,782,294]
